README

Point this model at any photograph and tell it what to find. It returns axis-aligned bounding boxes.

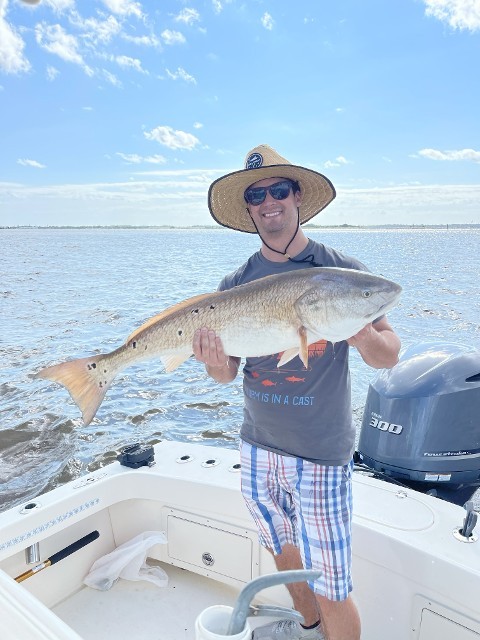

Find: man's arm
[193,328,240,383]
[347,317,401,369]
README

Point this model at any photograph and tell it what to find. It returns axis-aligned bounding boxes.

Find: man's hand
[347,317,401,369]
[193,328,240,382]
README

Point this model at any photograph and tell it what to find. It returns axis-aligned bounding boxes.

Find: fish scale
[35,267,402,424]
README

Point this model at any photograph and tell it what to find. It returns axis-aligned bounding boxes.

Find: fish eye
[362,290,371,298]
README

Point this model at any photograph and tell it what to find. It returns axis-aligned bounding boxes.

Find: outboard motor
[357,342,480,504]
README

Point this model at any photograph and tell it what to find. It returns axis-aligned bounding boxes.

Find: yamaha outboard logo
[369,412,403,435]
[246,152,263,169]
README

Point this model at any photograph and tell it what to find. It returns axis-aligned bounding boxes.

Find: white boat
[0,436,479,640]
[1,342,479,639]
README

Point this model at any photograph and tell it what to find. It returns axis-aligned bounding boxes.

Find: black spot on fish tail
[36,354,111,425]
[132,341,137,349]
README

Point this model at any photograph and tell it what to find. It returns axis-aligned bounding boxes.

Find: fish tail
[35,355,113,425]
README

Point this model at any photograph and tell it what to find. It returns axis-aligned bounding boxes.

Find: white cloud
[261,12,274,30]
[2,180,479,227]
[100,0,143,18]
[46,65,59,80]
[418,148,480,162]
[328,183,480,225]
[0,0,31,74]
[144,126,200,150]
[115,55,147,73]
[166,66,196,84]
[161,29,186,45]
[324,156,352,168]
[35,22,93,75]
[423,0,480,31]
[69,13,122,45]
[175,8,200,25]
[116,152,166,164]
[102,69,121,86]
[122,33,160,47]
[43,0,75,14]
[17,158,46,169]
[193,122,203,129]
[0,171,223,227]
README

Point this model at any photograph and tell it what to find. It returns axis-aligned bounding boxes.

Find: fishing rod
[15,530,99,583]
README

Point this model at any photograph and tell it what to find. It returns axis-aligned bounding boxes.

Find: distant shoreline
[1,224,479,230]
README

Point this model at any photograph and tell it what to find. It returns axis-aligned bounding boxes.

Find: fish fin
[35,355,111,425]
[298,325,309,368]
[277,327,309,369]
[127,292,217,342]
[278,348,299,367]
[161,353,192,373]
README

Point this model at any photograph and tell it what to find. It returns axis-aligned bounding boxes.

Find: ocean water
[1,227,479,512]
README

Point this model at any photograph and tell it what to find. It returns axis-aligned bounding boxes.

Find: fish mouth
[365,289,402,319]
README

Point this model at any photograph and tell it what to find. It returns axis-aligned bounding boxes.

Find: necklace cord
[246,207,323,268]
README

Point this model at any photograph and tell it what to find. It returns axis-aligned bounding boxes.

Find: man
[193,145,401,640]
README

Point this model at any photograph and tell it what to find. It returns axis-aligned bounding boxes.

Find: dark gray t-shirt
[219,239,368,466]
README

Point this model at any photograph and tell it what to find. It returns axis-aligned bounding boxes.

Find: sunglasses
[244,180,297,206]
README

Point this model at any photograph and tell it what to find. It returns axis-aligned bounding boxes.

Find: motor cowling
[357,343,480,493]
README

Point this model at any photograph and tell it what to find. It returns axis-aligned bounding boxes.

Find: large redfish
[35,267,401,424]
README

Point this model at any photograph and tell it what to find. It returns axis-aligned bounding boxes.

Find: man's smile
[262,209,282,218]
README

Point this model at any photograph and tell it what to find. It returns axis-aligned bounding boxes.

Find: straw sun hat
[208,144,336,233]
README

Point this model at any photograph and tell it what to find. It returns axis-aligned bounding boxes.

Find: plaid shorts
[240,441,353,601]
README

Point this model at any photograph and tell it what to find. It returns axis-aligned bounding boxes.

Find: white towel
[84,530,168,591]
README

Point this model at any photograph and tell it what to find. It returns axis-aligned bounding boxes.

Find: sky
[0,0,479,228]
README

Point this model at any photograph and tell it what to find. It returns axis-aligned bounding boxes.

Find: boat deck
[52,562,276,640]
[2,441,479,640]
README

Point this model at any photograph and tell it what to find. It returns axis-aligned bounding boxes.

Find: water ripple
[1,228,479,512]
